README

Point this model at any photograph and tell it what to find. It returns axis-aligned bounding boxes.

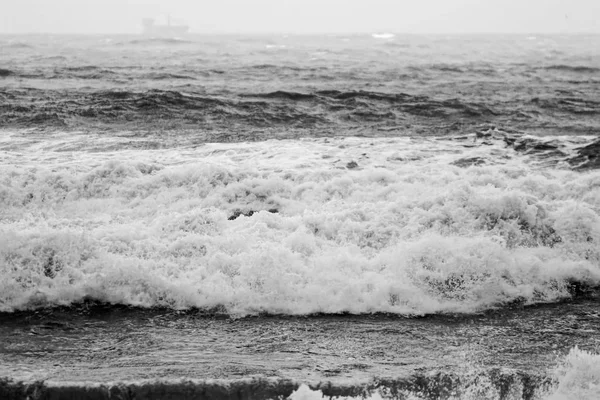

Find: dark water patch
[402,98,497,118]
[501,134,572,167]
[427,64,497,76]
[315,89,414,102]
[141,72,197,80]
[478,130,600,171]
[39,55,67,61]
[531,97,600,115]
[245,65,328,73]
[316,90,496,117]
[0,68,14,77]
[1,42,33,49]
[431,64,464,73]
[565,79,600,85]
[383,41,412,48]
[55,67,118,80]
[30,113,67,126]
[14,112,68,127]
[64,65,102,72]
[125,38,192,45]
[98,89,135,100]
[451,157,487,167]
[510,137,561,154]
[568,138,600,170]
[285,65,327,72]
[544,65,600,73]
[250,63,277,69]
[244,90,316,101]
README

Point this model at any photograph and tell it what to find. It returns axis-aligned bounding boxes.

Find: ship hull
[142,26,189,37]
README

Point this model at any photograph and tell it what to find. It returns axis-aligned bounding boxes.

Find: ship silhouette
[142,16,189,37]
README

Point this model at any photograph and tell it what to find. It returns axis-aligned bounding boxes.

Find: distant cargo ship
[142,16,190,37]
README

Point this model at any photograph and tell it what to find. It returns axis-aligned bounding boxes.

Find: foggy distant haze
[1,0,599,34]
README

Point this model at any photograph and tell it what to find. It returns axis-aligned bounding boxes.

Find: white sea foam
[546,347,600,400]
[0,136,599,314]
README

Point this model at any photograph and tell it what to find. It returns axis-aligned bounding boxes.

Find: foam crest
[1,137,599,314]
[548,347,600,400]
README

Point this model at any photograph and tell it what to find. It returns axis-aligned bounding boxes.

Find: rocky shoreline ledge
[0,370,552,400]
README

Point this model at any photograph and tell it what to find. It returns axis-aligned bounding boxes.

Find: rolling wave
[1,88,497,131]
[2,86,599,136]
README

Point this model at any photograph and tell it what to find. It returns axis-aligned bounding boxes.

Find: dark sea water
[1,33,600,139]
[1,33,600,399]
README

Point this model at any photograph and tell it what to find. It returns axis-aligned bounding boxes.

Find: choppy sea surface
[1,33,600,398]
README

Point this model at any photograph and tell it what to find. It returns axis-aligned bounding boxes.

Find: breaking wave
[1,137,599,315]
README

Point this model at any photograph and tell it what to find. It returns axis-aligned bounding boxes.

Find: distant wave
[431,64,464,73]
[39,55,68,61]
[56,66,118,80]
[249,89,498,118]
[531,96,600,115]
[404,64,498,76]
[382,42,411,49]
[430,63,497,75]
[64,66,103,72]
[0,42,34,49]
[3,66,200,81]
[249,64,277,70]
[246,64,326,73]
[246,90,317,101]
[141,72,196,80]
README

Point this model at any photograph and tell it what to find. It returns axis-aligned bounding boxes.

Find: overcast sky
[1,0,599,34]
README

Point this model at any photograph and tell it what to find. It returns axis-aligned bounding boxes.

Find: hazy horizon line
[2,31,600,36]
